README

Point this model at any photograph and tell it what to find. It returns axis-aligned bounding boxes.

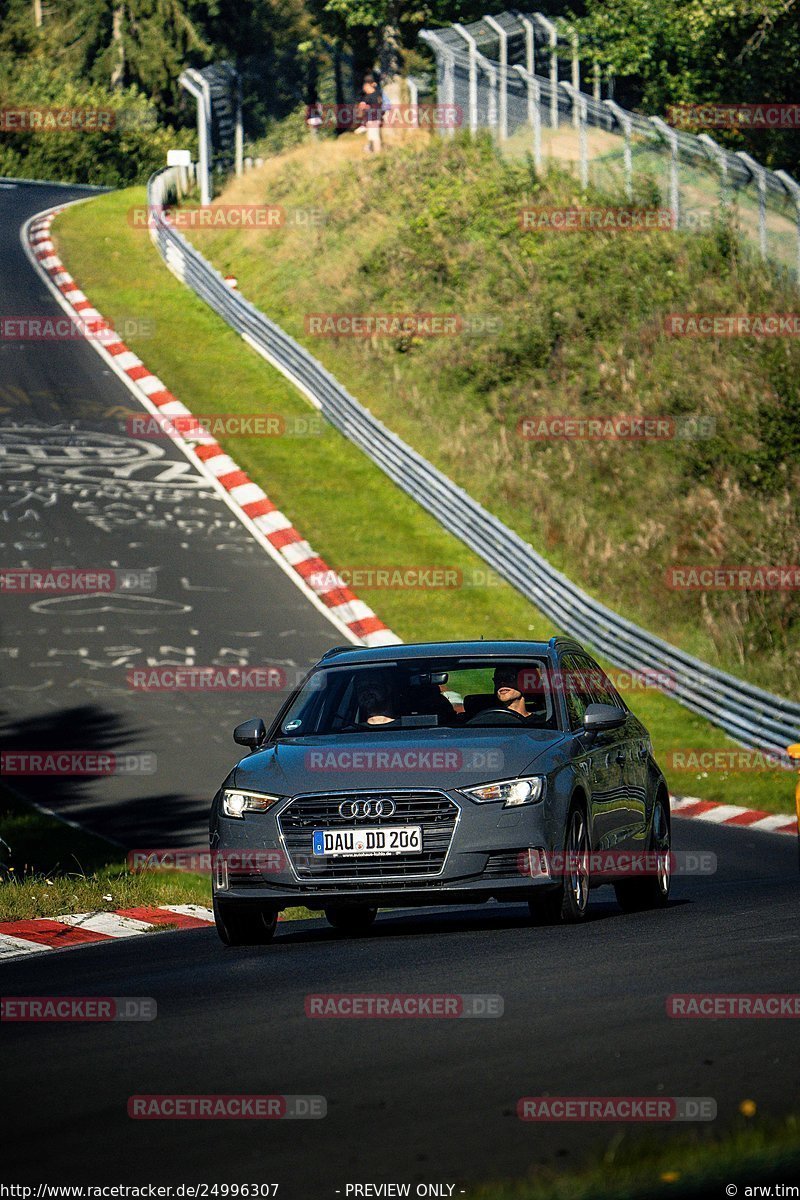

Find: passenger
[355,676,396,726]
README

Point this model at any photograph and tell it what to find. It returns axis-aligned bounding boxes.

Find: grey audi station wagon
[210,639,672,945]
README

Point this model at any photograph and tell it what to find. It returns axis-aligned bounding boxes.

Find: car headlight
[221,789,283,819]
[461,776,545,807]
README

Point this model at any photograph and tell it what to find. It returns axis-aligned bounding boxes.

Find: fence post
[561,82,588,188]
[736,151,768,261]
[650,115,680,227]
[697,132,731,218]
[484,15,508,141]
[592,62,601,102]
[419,31,456,137]
[533,13,558,130]
[517,12,535,77]
[179,69,212,206]
[513,64,542,171]
[452,23,479,135]
[568,26,580,128]
[604,99,633,201]
[775,169,800,284]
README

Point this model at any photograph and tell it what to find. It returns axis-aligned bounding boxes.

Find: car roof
[315,638,584,667]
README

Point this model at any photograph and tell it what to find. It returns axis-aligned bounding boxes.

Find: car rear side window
[560,653,596,729]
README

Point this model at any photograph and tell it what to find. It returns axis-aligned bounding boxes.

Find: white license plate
[312,825,423,858]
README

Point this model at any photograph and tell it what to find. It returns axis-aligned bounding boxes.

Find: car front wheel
[614,792,671,912]
[214,897,278,946]
[529,801,591,925]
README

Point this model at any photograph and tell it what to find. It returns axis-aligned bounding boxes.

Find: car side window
[577,655,625,710]
[560,653,596,730]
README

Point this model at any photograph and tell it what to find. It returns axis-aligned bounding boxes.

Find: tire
[213,897,278,946]
[324,904,378,934]
[528,801,591,925]
[614,792,671,912]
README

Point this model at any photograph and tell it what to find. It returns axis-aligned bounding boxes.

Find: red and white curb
[24,208,401,650]
[671,794,796,836]
[0,905,215,961]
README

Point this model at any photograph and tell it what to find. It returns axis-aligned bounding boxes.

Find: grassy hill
[187,133,799,701]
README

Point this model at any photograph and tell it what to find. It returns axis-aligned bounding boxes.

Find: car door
[579,654,648,846]
[560,653,623,851]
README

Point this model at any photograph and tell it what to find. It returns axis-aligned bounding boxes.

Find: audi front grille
[277,790,460,881]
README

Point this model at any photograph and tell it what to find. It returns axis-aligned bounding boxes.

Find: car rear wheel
[614,793,671,912]
[324,904,378,934]
[213,897,278,946]
[528,802,591,925]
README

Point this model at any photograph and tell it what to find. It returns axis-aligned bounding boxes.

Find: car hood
[233,728,568,796]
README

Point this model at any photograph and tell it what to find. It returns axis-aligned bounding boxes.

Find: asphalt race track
[0,182,345,846]
[1,183,799,1196]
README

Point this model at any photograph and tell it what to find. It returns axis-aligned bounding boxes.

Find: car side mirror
[583,703,626,733]
[233,717,266,751]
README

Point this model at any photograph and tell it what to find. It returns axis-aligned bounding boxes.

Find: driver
[493,665,533,718]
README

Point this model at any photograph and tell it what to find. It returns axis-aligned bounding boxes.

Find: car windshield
[277,657,559,736]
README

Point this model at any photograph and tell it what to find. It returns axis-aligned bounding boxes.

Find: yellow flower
[660,1171,681,1183]
[739,1099,757,1117]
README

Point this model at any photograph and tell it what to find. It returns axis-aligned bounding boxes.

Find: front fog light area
[221,789,283,819]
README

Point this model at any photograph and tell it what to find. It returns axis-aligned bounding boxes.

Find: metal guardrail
[147,166,800,756]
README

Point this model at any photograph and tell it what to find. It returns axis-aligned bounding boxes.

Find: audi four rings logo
[338,798,397,819]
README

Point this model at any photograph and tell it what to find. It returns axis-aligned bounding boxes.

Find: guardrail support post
[484,15,508,141]
[604,99,633,201]
[513,64,542,171]
[650,115,680,227]
[737,151,768,261]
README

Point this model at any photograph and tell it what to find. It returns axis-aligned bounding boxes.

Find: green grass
[0,787,320,922]
[472,1112,800,1199]
[50,182,799,815]
[0,786,209,922]
[186,133,799,701]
